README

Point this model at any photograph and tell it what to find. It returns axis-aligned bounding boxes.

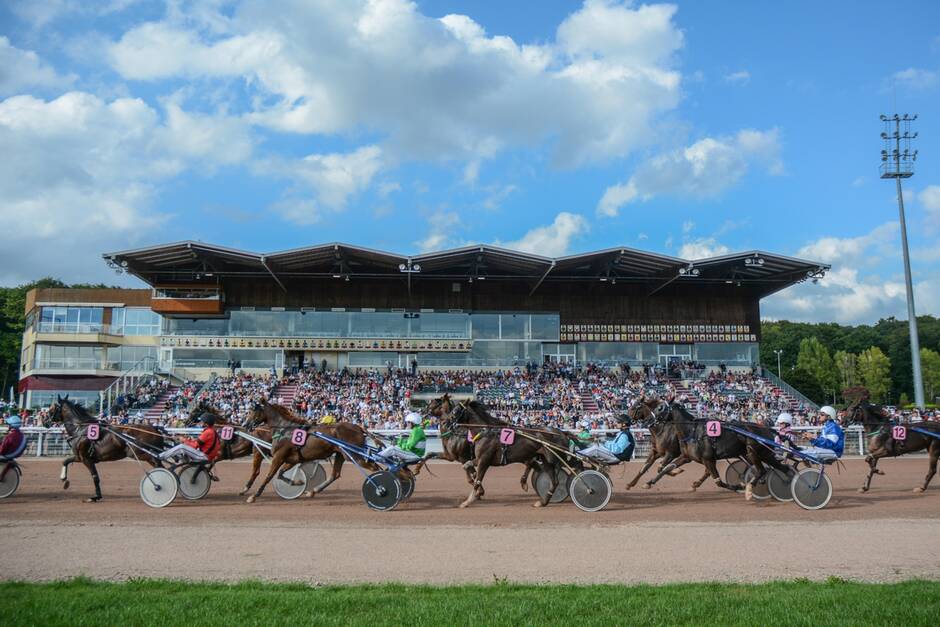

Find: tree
[858,346,892,404]
[784,367,826,405]
[834,350,858,392]
[796,337,836,401]
[920,348,940,403]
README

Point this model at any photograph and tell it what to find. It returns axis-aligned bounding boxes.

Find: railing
[99,356,160,415]
[15,425,879,459]
[760,367,820,411]
[36,322,112,335]
[34,358,105,370]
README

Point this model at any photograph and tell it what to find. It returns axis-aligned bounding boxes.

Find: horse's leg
[520,460,538,492]
[914,444,939,493]
[625,451,660,490]
[247,449,287,503]
[859,451,884,493]
[60,455,75,490]
[534,460,556,508]
[460,458,489,508]
[743,452,766,501]
[706,458,737,492]
[689,467,711,492]
[645,454,688,488]
[82,460,102,503]
[239,449,264,496]
[308,455,344,497]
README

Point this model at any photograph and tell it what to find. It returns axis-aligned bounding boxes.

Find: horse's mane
[61,398,97,423]
[263,401,307,425]
[463,400,508,425]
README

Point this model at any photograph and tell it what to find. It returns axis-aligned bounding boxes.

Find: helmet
[201,414,217,426]
[617,413,632,427]
[318,415,336,424]
[819,406,837,421]
[775,412,793,426]
[6,415,22,428]
[405,412,422,425]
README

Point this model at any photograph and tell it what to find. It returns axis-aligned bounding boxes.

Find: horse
[422,394,477,486]
[184,403,273,496]
[241,401,381,503]
[45,395,167,502]
[438,398,570,508]
[623,396,689,490]
[847,400,940,493]
[642,401,790,495]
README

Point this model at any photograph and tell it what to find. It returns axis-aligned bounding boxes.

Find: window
[106,346,157,370]
[34,344,103,369]
[470,314,500,339]
[38,307,104,333]
[112,308,161,336]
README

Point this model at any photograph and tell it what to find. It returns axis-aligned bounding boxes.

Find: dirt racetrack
[2,457,938,584]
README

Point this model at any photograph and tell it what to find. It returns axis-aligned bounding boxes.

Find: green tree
[920,348,940,403]
[858,346,892,404]
[796,337,836,401]
[784,367,826,405]
[834,350,858,394]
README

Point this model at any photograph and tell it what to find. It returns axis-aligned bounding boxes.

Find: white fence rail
[14,426,874,459]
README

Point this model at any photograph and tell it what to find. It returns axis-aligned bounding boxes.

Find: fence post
[36,431,43,457]
[858,429,865,456]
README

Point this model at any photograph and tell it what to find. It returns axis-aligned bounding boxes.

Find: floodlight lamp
[880,114,887,121]
[120,260,129,268]
[413,264,421,272]
[678,267,687,275]
[881,132,888,139]
[399,264,407,271]
[332,274,341,279]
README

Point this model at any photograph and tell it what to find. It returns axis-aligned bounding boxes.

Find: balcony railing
[33,357,105,370]
[37,322,113,335]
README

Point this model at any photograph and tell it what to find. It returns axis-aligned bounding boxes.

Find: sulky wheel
[743,468,772,501]
[398,469,416,500]
[140,468,178,508]
[767,467,796,502]
[176,465,212,500]
[274,464,308,500]
[533,466,571,504]
[0,463,21,499]
[300,461,328,492]
[725,459,749,492]
[569,469,612,512]
[791,468,833,511]
[362,471,401,511]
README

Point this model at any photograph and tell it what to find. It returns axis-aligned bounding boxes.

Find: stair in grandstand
[273,382,299,407]
[142,385,179,421]
[579,389,599,413]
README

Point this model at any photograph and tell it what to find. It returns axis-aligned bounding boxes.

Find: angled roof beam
[260,256,288,293]
[529,261,555,296]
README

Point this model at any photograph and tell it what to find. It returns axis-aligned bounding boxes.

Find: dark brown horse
[624,397,690,490]
[848,400,940,493]
[185,404,273,496]
[45,396,167,502]
[439,399,570,508]
[422,394,477,486]
[242,401,380,503]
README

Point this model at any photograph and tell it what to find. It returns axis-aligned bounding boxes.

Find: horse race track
[1,458,938,584]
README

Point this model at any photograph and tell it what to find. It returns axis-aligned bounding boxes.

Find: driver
[161,414,221,463]
[799,406,844,461]
[579,414,635,463]
[378,412,426,462]
[0,415,25,460]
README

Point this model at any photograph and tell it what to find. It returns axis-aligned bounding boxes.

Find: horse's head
[44,395,67,427]
[243,401,267,430]
[425,394,452,418]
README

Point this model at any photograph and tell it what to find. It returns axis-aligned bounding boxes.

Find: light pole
[773,349,783,380]
[880,114,924,409]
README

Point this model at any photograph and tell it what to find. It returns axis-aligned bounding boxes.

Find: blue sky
[1,0,938,324]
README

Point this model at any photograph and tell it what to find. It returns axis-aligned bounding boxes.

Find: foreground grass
[4,578,939,626]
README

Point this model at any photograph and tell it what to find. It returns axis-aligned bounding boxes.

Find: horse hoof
[302,491,314,498]
[857,488,868,493]
[520,483,528,492]
[246,496,256,504]
[689,486,698,493]
[238,489,248,496]
[533,501,545,508]
[62,480,70,490]
[744,485,753,501]
[914,487,924,493]
[458,501,471,509]
[624,485,632,491]
[83,497,100,503]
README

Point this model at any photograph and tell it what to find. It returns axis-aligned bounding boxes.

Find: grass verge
[3,578,939,626]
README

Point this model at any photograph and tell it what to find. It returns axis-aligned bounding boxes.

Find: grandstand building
[18,241,827,408]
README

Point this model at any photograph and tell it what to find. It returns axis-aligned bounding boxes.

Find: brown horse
[848,400,940,493]
[185,404,273,496]
[422,394,477,486]
[45,396,167,502]
[242,401,380,503]
[624,397,691,490]
[439,399,569,508]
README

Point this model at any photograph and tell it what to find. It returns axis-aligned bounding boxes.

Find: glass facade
[29,390,100,409]
[112,308,162,336]
[38,306,104,334]
[34,344,104,370]
[106,345,158,371]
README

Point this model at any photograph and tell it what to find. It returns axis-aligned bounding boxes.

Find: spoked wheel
[767,467,796,502]
[791,468,833,511]
[0,463,21,499]
[176,465,211,500]
[274,464,308,500]
[569,470,612,512]
[725,459,748,491]
[398,469,416,500]
[743,468,772,501]
[362,471,401,511]
[140,468,178,508]
[301,461,328,492]
[532,467,571,504]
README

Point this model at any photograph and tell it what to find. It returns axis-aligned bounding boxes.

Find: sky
[1,0,939,325]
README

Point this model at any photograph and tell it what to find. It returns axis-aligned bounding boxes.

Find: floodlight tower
[880,113,923,409]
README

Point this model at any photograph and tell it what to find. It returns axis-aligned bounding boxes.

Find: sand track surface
[1,458,938,583]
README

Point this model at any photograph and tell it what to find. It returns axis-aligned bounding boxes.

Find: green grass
[3,578,939,626]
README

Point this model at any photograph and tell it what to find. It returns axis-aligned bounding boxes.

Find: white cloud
[0,37,75,96]
[794,222,898,266]
[597,128,783,216]
[482,184,517,210]
[498,212,589,256]
[678,238,729,259]
[378,181,401,198]
[416,211,463,252]
[681,220,695,234]
[107,0,684,168]
[890,67,938,90]
[723,70,750,84]
[920,185,940,228]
